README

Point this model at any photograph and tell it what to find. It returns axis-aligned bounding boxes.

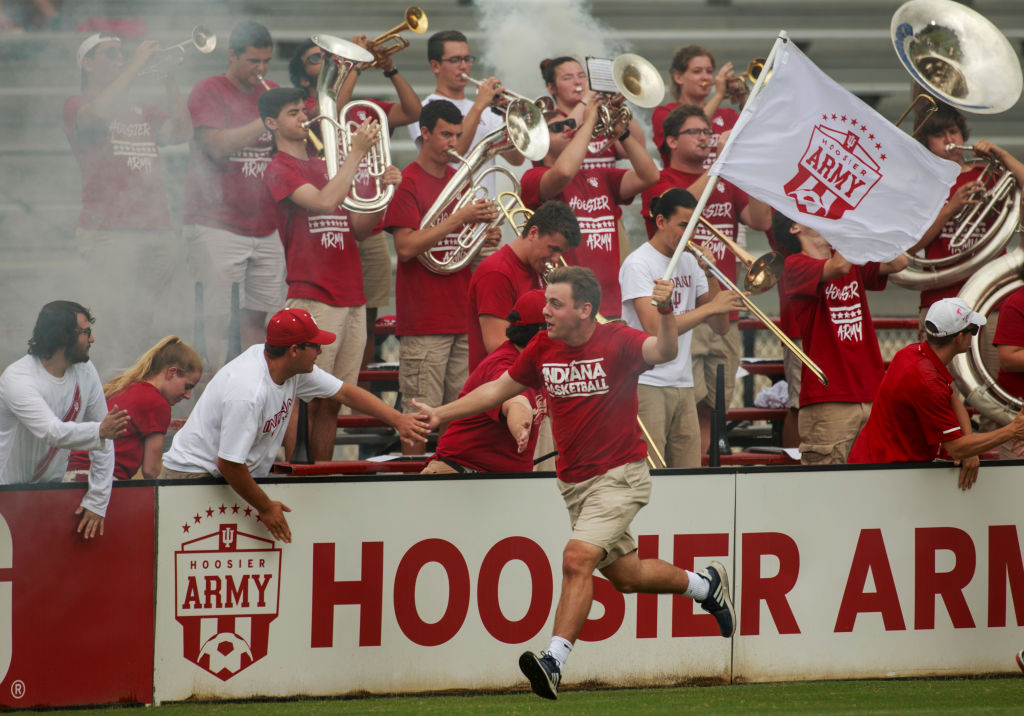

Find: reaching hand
[394,411,431,448]
[259,502,292,543]
[100,407,130,439]
[351,118,381,155]
[74,505,104,540]
[411,399,441,431]
[955,454,979,491]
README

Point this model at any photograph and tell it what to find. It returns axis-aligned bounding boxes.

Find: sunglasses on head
[547,118,577,134]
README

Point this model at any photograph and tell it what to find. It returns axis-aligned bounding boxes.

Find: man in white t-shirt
[407,29,524,197]
[0,300,130,539]
[162,307,429,543]
[620,188,742,467]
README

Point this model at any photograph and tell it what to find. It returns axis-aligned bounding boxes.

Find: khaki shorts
[184,223,285,313]
[637,383,700,468]
[157,466,211,479]
[782,337,804,409]
[358,232,393,308]
[399,333,469,412]
[691,321,741,409]
[285,298,366,386]
[798,401,871,465]
[558,459,651,570]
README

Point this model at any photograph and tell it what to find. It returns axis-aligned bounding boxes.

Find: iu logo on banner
[783,119,883,220]
[174,507,282,681]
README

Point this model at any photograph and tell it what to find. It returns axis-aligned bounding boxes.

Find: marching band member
[993,286,1024,458]
[620,188,743,468]
[467,200,580,371]
[521,96,659,319]
[640,105,770,453]
[413,266,734,700]
[184,21,281,370]
[64,32,192,372]
[776,213,907,465]
[850,298,1024,487]
[383,100,501,455]
[652,45,739,169]
[422,290,548,474]
[260,88,401,462]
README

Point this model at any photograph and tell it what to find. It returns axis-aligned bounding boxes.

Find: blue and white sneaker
[698,560,736,638]
[519,650,561,700]
[1016,648,1024,675]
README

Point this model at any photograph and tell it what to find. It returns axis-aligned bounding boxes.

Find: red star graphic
[218,504,227,514]
[841,115,847,122]
[821,113,828,120]
[850,118,858,126]
[232,504,240,514]
[244,506,253,516]
[868,133,875,141]
[860,123,867,130]
[831,113,837,119]
[193,513,202,524]
[182,524,190,533]
[205,507,214,517]
[256,515,262,523]
[875,142,881,150]
[880,153,887,161]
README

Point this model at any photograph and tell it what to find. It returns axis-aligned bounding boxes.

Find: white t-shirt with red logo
[383,161,471,335]
[163,345,342,478]
[521,166,629,318]
[620,242,708,388]
[508,322,650,483]
[265,150,364,307]
[185,74,278,236]
[786,254,886,406]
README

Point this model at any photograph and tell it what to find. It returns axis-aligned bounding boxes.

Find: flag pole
[658,31,790,284]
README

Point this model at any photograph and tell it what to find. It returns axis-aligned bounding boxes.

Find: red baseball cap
[511,289,547,326]
[266,308,336,347]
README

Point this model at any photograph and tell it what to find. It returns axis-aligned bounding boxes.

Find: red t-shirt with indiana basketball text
[264,150,365,307]
[383,161,471,335]
[185,74,278,236]
[521,166,629,318]
[508,322,650,483]
[786,254,887,406]
[435,340,541,473]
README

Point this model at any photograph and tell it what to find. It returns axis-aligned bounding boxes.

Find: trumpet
[590,53,665,139]
[367,6,427,66]
[724,58,767,103]
[140,25,216,75]
[461,74,554,116]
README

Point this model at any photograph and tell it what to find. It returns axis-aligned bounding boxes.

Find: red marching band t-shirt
[508,322,650,483]
[63,95,173,231]
[383,161,471,335]
[786,254,887,406]
[67,381,171,480]
[467,245,544,371]
[521,166,629,318]
[264,150,365,307]
[994,286,1024,399]
[641,168,749,320]
[435,340,542,472]
[651,103,738,169]
[920,166,998,309]
[184,74,278,236]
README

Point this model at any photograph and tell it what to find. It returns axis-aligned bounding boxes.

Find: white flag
[710,41,959,264]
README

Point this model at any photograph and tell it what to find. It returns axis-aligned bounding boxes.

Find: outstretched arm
[333,382,430,448]
[414,371,527,430]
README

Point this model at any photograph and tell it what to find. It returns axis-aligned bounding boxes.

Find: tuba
[590,53,665,139]
[367,6,428,66]
[949,247,1024,425]
[305,35,395,214]
[416,100,549,275]
[887,0,1024,291]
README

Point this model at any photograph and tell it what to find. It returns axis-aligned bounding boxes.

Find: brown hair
[539,56,579,87]
[545,265,601,321]
[669,45,715,100]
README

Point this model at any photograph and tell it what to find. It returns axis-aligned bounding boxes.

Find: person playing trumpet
[383,99,502,455]
[64,32,192,374]
[260,88,402,462]
[521,96,659,319]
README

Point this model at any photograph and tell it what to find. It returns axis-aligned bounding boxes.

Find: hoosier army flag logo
[174,506,282,681]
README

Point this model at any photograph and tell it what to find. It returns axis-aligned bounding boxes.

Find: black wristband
[618,128,631,142]
[383,68,399,78]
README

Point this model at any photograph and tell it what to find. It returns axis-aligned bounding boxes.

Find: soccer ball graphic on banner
[198,631,254,679]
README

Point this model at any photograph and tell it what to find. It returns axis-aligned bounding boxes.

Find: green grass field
[15,678,1024,715]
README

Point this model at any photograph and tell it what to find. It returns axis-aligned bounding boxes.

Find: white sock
[547,636,572,668]
[683,570,709,600]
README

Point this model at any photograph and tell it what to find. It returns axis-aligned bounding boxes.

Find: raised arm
[640,279,681,365]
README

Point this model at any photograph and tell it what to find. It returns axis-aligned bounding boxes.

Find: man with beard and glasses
[0,301,130,539]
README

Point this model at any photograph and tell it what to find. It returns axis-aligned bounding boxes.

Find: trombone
[496,190,669,469]
[367,6,428,65]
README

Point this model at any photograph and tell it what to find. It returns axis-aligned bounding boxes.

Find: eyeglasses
[440,55,476,65]
[677,128,714,137]
[296,342,321,351]
[303,52,323,65]
[76,327,93,338]
[964,324,980,336]
[547,118,577,134]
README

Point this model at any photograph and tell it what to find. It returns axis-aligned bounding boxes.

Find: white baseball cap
[924,297,986,338]
[76,33,120,69]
